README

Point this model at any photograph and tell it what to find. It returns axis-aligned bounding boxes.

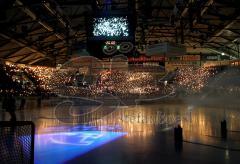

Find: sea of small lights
[1,62,174,98]
[1,62,55,96]
[93,17,129,37]
[175,67,215,93]
[3,62,240,97]
[49,69,175,99]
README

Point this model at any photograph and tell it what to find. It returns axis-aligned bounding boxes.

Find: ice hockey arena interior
[1,0,240,164]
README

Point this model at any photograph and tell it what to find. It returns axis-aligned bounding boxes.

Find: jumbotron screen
[93,17,129,37]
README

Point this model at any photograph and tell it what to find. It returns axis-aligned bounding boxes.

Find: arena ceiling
[0,0,240,65]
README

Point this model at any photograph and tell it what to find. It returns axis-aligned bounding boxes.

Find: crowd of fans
[1,61,240,100]
[174,65,240,95]
[0,62,174,100]
[50,69,175,99]
[0,62,54,97]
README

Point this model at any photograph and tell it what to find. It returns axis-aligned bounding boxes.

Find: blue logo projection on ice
[35,130,126,164]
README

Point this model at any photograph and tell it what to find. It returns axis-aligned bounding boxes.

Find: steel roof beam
[0,33,46,58]
[208,15,240,42]
[15,0,64,40]
[3,47,25,58]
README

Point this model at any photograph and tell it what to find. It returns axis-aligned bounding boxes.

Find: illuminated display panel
[93,17,129,37]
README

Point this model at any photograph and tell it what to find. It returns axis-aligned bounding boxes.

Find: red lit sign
[128,55,165,62]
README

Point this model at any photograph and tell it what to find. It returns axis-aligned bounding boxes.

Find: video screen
[93,17,129,37]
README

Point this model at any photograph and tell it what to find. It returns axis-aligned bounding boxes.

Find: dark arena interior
[1,0,240,164]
